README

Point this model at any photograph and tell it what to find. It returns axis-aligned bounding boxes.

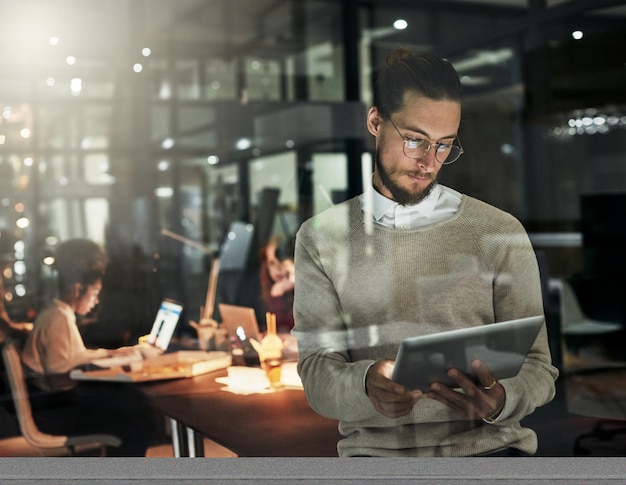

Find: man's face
[367,91,461,205]
[75,280,102,316]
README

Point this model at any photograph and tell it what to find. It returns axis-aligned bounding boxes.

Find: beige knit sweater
[293,194,558,457]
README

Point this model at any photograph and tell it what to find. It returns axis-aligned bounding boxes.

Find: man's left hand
[426,359,505,421]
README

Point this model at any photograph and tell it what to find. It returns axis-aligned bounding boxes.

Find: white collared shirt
[357,183,463,395]
[360,183,462,229]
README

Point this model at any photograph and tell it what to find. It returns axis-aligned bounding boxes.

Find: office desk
[139,367,342,457]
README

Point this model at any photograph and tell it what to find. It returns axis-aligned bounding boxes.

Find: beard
[374,148,437,205]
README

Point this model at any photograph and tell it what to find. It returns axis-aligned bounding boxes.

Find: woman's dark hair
[54,238,106,293]
[373,49,462,118]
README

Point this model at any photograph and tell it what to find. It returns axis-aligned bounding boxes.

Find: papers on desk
[70,350,232,383]
[216,362,303,395]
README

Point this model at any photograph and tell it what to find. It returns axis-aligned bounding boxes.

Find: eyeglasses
[388,118,464,165]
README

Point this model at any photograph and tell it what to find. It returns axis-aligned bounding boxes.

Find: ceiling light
[155,187,174,198]
[393,19,408,30]
[236,138,251,150]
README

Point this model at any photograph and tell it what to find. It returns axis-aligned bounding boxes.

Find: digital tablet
[390,315,544,391]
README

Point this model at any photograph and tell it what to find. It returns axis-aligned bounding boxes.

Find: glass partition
[0,0,625,461]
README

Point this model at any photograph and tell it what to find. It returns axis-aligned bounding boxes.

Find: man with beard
[292,49,558,457]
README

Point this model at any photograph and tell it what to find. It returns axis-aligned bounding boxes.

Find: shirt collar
[371,184,442,222]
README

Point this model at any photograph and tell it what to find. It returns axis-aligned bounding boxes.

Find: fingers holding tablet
[366,360,423,418]
[427,360,506,421]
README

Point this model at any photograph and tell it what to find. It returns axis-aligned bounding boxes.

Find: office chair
[559,280,622,359]
[557,280,626,455]
[1,341,122,456]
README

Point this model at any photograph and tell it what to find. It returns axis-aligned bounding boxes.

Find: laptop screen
[147,299,184,351]
[218,303,260,341]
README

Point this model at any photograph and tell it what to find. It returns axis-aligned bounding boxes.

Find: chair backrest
[559,280,587,327]
[1,341,68,449]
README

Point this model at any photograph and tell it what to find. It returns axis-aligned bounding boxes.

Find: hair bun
[386,48,414,65]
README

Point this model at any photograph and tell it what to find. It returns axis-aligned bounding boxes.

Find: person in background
[21,239,133,384]
[292,49,558,457]
[259,240,295,334]
[20,238,164,456]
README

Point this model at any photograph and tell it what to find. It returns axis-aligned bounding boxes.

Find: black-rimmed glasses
[388,118,464,165]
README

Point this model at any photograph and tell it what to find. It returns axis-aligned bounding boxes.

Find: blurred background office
[0,0,625,455]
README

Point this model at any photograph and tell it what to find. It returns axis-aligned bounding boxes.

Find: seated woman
[21,238,164,456]
[258,240,295,334]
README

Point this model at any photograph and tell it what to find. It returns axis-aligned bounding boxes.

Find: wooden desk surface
[139,367,342,457]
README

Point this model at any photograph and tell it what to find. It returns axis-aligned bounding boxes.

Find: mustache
[406,171,435,180]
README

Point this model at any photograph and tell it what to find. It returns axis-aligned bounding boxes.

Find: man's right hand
[365,360,422,418]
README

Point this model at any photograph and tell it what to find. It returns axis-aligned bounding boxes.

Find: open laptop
[89,298,184,368]
[218,303,260,341]
[71,299,232,382]
[391,315,544,391]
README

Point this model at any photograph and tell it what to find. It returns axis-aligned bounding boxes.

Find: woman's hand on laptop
[108,346,141,357]
[426,359,505,421]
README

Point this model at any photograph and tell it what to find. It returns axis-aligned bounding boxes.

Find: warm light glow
[0,135,5,145]
[43,256,55,266]
[15,284,26,297]
[70,77,82,96]
[14,203,25,212]
[155,187,174,198]
[14,261,26,275]
[16,217,30,229]
[20,128,31,138]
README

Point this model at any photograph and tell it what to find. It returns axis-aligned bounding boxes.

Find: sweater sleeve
[293,216,379,422]
[475,216,559,425]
